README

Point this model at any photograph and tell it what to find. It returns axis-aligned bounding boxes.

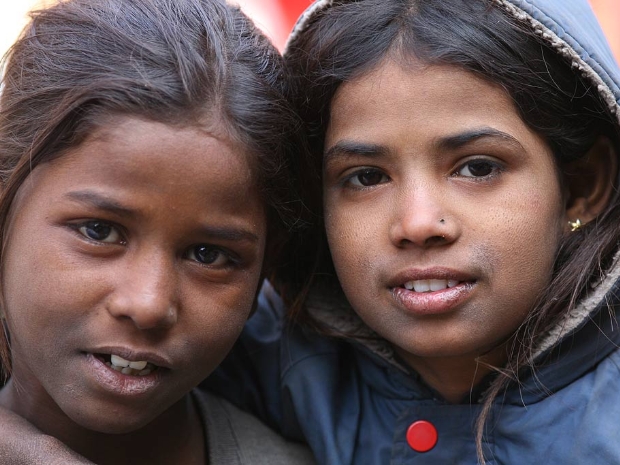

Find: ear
[563,135,618,228]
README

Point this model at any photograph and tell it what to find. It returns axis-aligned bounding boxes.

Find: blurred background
[0,0,619,62]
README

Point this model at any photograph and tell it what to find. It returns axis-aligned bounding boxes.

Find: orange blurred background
[247,0,620,57]
[590,0,620,60]
[0,1,619,63]
[236,0,620,58]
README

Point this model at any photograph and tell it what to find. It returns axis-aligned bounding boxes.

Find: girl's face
[0,117,266,433]
[323,60,566,373]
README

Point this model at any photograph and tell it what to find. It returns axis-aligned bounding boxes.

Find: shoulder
[490,348,620,462]
[233,280,349,378]
[193,390,316,465]
[203,280,353,433]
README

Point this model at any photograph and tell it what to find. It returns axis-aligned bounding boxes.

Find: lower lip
[391,282,475,316]
[84,353,164,397]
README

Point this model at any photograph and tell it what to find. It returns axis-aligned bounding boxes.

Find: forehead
[78,117,255,181]
[328,59,526,142]
[326,59,538,148]
[324,58,559,182]
[13,117,265,225]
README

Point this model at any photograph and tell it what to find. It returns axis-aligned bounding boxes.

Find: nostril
[106,296,178,330]
[424,235,447,246]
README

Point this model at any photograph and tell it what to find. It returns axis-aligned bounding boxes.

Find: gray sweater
[0,389,315,465]
[193,390,315,465]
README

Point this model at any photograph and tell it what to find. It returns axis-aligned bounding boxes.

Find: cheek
[516,189,564,250]
[324,204,380,294]
[187,299,252,381]
[2,254,81,355]
[487,189,564,297]
[201,289,255,332]
[3,237,55,323]
[186,273,260,352]
[1,215,109,356]
[1,264,78,377]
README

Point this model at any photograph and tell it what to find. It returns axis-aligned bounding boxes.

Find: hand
[0,406,93,465]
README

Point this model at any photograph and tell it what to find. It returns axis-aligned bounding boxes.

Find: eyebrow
[434,127,525,152]
[200,227,259,243]
[324,127,525,163]
[65,190,135,218]
[324,141,388,164]
[65,190,259,243]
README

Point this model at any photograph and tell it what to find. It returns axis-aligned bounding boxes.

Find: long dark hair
[282,0,620,461]
[0,0,301,380]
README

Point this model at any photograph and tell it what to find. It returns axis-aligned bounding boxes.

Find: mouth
[94,353,159,377]
[401,279,461,293]
[390,276,476,316]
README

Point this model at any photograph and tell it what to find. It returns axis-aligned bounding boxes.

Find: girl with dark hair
[207,0,620,463]
[0,0,314,463]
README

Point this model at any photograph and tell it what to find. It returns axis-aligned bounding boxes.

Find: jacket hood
[286,0,620,396]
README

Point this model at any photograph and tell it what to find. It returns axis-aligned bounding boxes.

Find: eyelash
[342,168,390,189]
[453,158,504,180]
[340,157,503,190]
[73,220,127,245]
[71,220,239,268]
[183,245,239,269]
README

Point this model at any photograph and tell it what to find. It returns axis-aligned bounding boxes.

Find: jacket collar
[307,280,620,403]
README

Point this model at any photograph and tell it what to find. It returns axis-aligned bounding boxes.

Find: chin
[61,401,166,435]
[75,413,155,434]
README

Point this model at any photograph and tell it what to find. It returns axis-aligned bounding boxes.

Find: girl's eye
[346,168,389,187]
[456,159,501,178]
[78,221,124,244]
[186,245,230,267]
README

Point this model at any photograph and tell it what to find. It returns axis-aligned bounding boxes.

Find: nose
[107,252,178,330]
[389,182,460,248]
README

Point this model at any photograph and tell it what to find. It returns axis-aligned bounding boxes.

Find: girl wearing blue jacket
[2,0,620,464]
[209,0,620,464]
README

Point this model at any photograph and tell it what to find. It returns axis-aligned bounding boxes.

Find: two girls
[0,0,313,463]
[4,0,620,464]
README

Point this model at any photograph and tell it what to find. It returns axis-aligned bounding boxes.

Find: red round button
[406,420,438,453]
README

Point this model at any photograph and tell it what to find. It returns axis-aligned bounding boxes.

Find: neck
[394,344,508,404]
[0,381,205,465]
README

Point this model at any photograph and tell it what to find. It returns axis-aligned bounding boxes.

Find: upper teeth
[403,279,459,292]
[110,354,148,370]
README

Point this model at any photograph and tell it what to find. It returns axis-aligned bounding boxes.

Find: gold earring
[568,218,582,232]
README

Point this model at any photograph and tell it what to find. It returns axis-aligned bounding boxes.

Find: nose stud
[439,218,445,224]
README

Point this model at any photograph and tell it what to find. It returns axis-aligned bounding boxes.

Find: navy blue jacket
[209,281,620,464]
